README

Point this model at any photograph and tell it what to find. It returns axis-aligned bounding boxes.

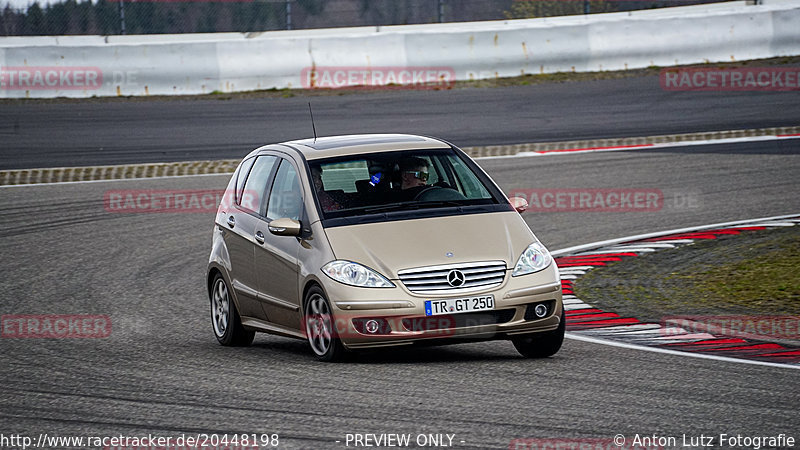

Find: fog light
[364,319,380,334]
[352,317,390,335]
[534,303,548,318]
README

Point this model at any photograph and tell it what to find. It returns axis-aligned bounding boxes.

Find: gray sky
[4,0,67,10]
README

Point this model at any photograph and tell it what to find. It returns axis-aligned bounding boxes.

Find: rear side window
[235,157,256,205]
[267,160,303,221]
[318,161,369,193]
[240,156,278,213]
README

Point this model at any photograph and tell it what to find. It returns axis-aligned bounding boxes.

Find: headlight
[512,242,552,277]
[322,260,395,288]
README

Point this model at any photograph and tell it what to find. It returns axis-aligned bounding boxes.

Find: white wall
[1,0,799,98]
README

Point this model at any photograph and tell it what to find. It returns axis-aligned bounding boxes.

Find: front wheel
[304,286,346,362]
[210,273,255,346]
[512,308,565,358]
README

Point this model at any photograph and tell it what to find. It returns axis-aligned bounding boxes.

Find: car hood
[323,211,537,279]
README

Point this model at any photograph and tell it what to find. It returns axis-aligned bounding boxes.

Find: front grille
[398,261,507,293]
[402,309,516,331]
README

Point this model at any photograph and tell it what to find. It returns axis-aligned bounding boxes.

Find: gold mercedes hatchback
[207,134,563,361]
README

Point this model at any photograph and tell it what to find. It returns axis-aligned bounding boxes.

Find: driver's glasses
[405,171,429,181]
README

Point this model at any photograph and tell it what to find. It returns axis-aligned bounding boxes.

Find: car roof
[275,134,452,160]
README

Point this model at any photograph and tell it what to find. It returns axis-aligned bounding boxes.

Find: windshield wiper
[363,201,466,214]
[416,200,466,208]
[363,202,421,214]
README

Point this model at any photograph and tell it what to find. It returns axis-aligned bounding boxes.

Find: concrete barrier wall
[1,0,799,98]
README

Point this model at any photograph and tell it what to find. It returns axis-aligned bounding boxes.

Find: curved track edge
[555,214,800,369]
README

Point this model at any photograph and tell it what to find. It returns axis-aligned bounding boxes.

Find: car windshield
[307,148,504,221]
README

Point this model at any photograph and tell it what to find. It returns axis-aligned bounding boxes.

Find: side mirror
[268,218,301,237]
[509,196,528,213]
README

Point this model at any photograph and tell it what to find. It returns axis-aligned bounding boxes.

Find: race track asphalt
[2,73,799,169]
[1,134,798,448]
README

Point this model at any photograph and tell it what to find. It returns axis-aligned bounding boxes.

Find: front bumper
[320,263,563,349]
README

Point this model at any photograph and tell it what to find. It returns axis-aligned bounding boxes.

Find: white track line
[587,327,689,337]
[552,213,800,257]
[570,241,695,255]
[562,299,591,305]
[0,172,232,188]
[743,222,796,227]
[578,324,664,334]
[566,333,800,370]
[605,243,678,249]
[564,304,593,311]
[645,333,717,341]
[477,132,800,160]
[596,248,658,253]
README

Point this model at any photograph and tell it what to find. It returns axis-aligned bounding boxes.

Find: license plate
[425,295,495,316]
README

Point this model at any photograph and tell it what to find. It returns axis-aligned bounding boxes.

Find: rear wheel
[512,308,565,358]
[210,273,255,346]
[304,286,346,362]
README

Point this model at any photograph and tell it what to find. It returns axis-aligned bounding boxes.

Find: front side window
[267,160,303,221]
[240,155,278,213]
[307,148,508,225]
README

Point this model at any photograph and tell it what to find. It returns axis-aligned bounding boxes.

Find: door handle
[254,231,265,244]
[227,216,235,228]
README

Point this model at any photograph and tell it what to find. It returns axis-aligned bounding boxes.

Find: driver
[399,157,430,200]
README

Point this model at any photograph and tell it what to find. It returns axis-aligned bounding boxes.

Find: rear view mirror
[268,218,301,236]
[509,196,528,213]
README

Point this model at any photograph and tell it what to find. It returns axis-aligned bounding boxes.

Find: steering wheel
[414,185,468,201]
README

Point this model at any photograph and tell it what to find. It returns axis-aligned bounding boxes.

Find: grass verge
[2,55,799,104]
[573,225,800,324]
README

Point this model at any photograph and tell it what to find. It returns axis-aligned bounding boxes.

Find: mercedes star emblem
[447,269,466,287]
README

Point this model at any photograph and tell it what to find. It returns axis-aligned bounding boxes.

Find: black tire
[304,285,346,362]
[512,307,565,358]
[210,273,255,347]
